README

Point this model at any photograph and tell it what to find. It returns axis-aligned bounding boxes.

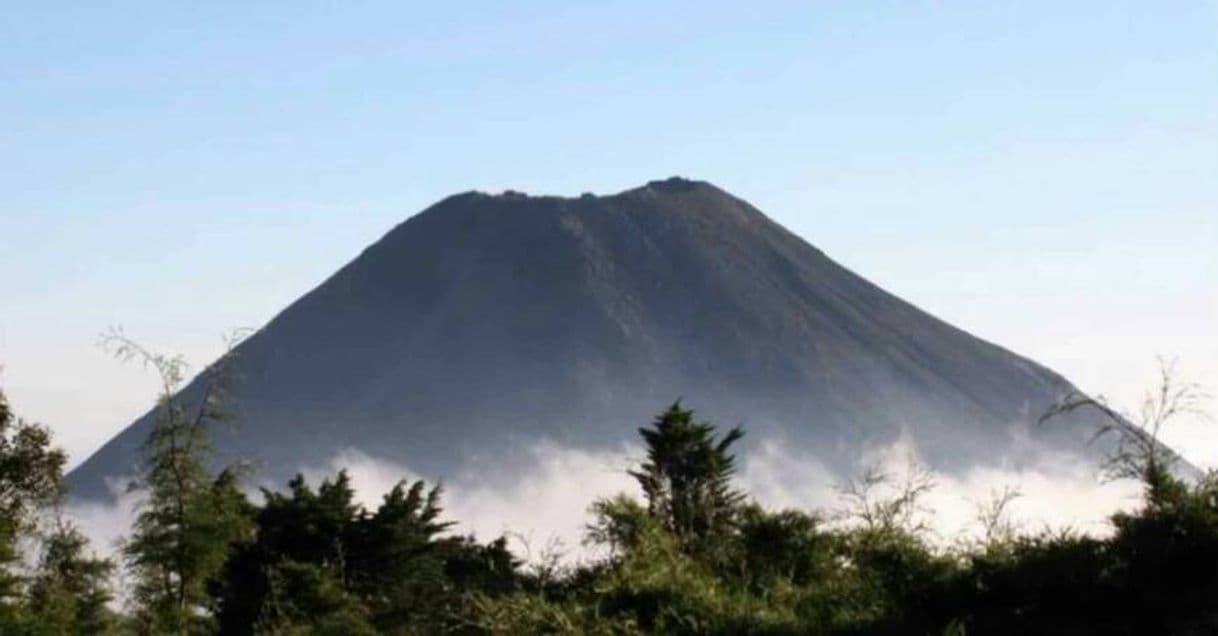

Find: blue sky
[2,1,1215,466]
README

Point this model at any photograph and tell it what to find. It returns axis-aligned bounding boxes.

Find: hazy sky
[2,2,1215,469]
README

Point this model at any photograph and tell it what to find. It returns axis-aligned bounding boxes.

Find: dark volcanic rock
[68,178,1104,500]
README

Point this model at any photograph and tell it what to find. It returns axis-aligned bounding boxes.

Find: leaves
[628,402,745,554]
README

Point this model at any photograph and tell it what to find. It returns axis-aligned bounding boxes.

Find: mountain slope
[69,178,1101,500]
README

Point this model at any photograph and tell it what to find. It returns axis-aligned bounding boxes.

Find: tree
[834,460,955,633]
[0,388,67,625]
[732,504,831,589]
[347,479,455,628]
[213,470,497,634]
[837,460,936,538]
[1041,357,1208,488]
[213,471,364,634]
[25,518,118,635]
[628,402,745,553]
[253,560,376,636]
[586,494,652,558]
[106,331,253,634]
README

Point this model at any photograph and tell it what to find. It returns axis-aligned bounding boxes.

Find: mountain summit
[69,178,1101,499]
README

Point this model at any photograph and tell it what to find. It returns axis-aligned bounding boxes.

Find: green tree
[348,479,455,629]
[106,331,253,634]
[214,470,507,634]
[214,472,363,634]
[1104,470,1218,634]
[629,402,745,553]
[254,560,376,636]
[24,518,118,635]
[731,505,831,590]
[586,494,652,558]
[0,388,68,628]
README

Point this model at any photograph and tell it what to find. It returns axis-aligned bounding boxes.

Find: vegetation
[0,386,117,634]
[104,331,253,634]
[0,351,1214,634]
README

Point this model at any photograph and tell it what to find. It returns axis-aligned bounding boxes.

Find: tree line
[0,340,1215,634]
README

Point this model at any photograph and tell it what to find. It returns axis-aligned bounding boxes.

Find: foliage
[629,402,744,557]
[213,470,522,635]
[0,388,70,632]
[24,518,119,635]
[0,388,119,635]
[105,331,255,634]
[586,494,652,558]
[0,389,68,607]
[6,363,1218,634]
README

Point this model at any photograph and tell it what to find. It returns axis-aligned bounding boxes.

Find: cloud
[289,435,1143,561]
[66,435,1145,572]
[64,476,141,561]
[297,442,641,562]
[741,435,1142,542]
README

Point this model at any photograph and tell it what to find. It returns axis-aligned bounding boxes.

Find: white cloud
[64,476,141,561]
[743,435,1142,542]
[279,435,1145,562]
[64,434,1148,575]
[295,442,641,562]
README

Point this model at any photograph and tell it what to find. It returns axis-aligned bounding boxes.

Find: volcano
[69,177,1106,500]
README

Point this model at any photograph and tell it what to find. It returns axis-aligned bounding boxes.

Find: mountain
[68,177,1107,500]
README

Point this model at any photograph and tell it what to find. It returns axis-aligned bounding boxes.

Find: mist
[56,437,1131,564]
[64,432,1145,573]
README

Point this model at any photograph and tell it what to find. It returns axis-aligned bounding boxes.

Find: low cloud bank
[742,437,1141,541]
[292,436,1142,561]
[298,443,641,561]
[67,437,1143,567]
[64,477,141,560]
